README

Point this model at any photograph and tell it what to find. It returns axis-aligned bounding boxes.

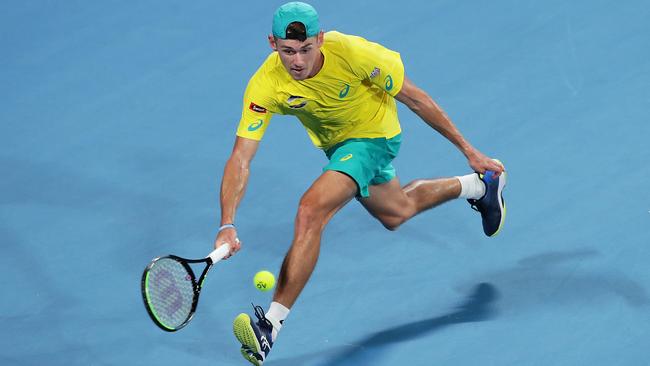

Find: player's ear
[268,34,277,51]
[317,30,324,47]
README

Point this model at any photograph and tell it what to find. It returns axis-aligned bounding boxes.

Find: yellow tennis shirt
[236,31,405,150]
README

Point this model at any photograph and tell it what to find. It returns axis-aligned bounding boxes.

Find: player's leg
[358,175,463,230]
[360,166,506,235]
[233,170,357,365]
[274,169,357,308]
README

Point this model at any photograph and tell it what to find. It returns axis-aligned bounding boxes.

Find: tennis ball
[254,270,276,292]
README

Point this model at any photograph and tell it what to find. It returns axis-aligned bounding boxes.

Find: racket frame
[141,245,229,332]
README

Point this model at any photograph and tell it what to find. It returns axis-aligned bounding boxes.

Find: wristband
[218,223,236,232]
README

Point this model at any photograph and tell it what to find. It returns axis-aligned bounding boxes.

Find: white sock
[456,173,485,200]
[265,302,290,342]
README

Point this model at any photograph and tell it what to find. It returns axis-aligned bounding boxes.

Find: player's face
[270,32,324,80]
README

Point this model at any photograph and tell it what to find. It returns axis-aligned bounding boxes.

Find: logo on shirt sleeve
[249,102,267,113]
[370,67,381,79]
[248,120,264,131]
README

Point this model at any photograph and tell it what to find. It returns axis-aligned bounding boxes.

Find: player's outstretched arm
[215,136,260,258]
[395,76,503,176]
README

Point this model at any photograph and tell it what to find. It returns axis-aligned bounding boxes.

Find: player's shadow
[322,282,498,365]
[269,282,499,366]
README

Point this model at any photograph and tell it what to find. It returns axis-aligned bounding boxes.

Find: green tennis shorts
[323,134,402,198]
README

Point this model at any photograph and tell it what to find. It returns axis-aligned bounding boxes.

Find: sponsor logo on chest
[287,95,308,109]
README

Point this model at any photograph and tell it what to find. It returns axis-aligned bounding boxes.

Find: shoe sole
[240,347,263,366]
[233,314,263,366]
[490,159,507,237]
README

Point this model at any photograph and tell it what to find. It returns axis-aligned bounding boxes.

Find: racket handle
[209,243,231,264]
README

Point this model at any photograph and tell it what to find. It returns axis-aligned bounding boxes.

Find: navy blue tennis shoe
[467,162,507,237]
[234,304,274,366]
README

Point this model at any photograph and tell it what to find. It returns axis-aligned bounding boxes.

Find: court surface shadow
[481,248,650,309]
[268,282,499,366]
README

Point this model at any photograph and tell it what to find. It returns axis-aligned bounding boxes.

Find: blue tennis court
[2,1,649,365]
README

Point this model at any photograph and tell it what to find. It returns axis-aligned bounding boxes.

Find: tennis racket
[141,243,231,332]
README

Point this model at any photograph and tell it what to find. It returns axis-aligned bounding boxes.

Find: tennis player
[214,2,507,364]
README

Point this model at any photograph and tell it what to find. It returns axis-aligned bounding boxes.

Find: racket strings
[145,259,195,329]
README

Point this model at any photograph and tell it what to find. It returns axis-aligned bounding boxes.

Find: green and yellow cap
[272,2,320,39]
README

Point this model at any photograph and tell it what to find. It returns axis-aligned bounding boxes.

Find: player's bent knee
[295,199,326,231]
[379,215,406,231]
[373,204,414,231]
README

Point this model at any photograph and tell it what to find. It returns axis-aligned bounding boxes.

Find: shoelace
[252,303,274,330]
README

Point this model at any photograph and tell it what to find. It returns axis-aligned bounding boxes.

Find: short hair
[284,21,307,42]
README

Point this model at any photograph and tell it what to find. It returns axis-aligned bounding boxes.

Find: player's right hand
[214,226,240,259]
[466,149,505,177]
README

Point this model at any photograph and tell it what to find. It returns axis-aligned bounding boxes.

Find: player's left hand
[466,150,504,177]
